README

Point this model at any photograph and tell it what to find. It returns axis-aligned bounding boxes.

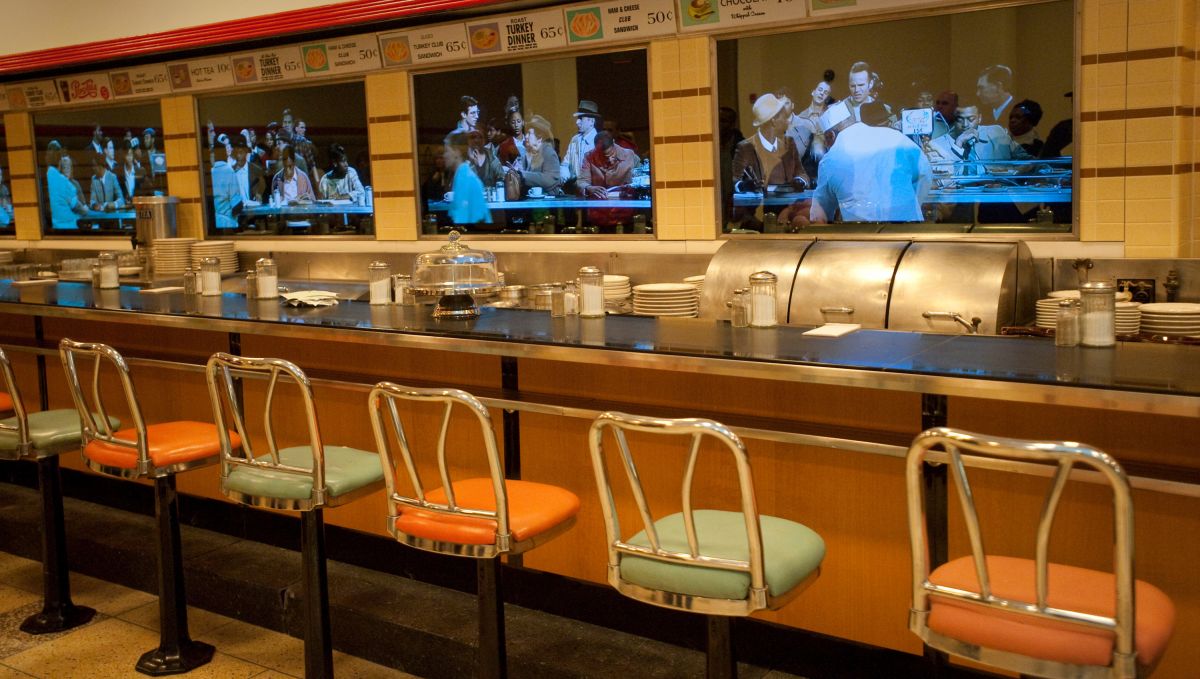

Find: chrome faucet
[1072,258,1093,285]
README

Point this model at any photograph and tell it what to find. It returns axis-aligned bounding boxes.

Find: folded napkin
[281,290,339,307]
[803,323,861,337]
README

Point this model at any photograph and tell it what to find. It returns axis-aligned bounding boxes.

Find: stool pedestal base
[136,640,216,676]
[706,616,736,679]
[20,456,96,635]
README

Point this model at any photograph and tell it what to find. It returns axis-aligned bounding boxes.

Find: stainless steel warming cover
[702,239,1038,334]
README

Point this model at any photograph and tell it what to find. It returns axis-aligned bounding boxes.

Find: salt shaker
[1055,299,1080,347]
[183,267,200,295]
[200,257,222,296]
[564,282,579,316]
[729,288,750,328]
[551,285,567,318]
[255,258,278,299]
[748,271,778,328]
[1080,281,1115,347]
[368,261,391,305]
[578,266,604,318]
[392,273,415,306]
[98,252,119,289]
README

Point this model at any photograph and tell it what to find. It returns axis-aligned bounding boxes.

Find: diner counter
[1,280,1197,417]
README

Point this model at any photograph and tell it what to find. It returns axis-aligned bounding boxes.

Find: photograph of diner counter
[0,291,1197,678]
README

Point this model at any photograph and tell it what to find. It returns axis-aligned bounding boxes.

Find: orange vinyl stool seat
[0,391,12,414]
[82,421,236,473]
[395,478,580,546]
[928,555,1175,669]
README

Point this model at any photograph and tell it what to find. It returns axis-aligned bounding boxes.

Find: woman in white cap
[731,93,807,195]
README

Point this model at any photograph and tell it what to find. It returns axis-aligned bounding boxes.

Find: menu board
[809,0,973,12]
[565,0,678,43]
[55,72,114,105]
[300,34,381,76]
[230,47,305,85]
[466,9,567,57]
[7,82,60,109]
[677,0,808,32]
[110,65,171,99]
[167,57,235,91]
[381,23,469,67]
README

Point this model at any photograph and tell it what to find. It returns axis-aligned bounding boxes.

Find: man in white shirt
[561,100,600,192]
[810,101,931,224]
[976,65,1015,126]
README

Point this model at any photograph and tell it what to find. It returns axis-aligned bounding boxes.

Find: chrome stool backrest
[368,382,510,555]
[588,411,770,614]
[58,338,148,474]
[205,352,329,506]
[0,347,31,459]
[906,427,1136,678]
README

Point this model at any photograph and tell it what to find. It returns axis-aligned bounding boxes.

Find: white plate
[633,283,697,293]
[1140,303,1200,314]
[603,275,629,284]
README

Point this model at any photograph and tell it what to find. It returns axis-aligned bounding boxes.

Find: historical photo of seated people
[32,104,164,236]
[716,0,1073,234]
[413,49,652,236]
[197,81,373,237]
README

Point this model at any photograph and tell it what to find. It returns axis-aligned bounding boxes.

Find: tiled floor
[0,551,419,678]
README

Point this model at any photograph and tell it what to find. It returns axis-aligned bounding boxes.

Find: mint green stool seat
[622,510,825,602]
[0,410,119,458]
[225,445,383,502]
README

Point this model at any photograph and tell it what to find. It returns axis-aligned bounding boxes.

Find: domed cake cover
[412,230,500,295]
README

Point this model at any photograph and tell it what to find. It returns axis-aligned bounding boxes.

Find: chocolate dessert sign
[676,0,808,32]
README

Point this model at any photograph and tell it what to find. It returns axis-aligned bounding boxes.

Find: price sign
[677,0,808,32]
[110,65,171,98]
[167,57,234,91]
[7,81,60,109]
[468,9,567,57]
[300,34,381,76]
[55,72,114,105]
[566,0,677,43]
[230,47,305,84]
[388,23,470,66]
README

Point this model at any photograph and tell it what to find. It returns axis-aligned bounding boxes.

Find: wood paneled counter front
[1,280,1198,677]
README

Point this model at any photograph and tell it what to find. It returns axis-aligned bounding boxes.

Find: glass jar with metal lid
[1079,281,1116,347]
[748,271,778,328]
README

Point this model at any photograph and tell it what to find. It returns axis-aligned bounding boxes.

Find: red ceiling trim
[0,0,505,79]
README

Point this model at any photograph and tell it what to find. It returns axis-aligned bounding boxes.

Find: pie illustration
[471,26,499,50]
[8,89,26,109]
[384,38,410,63]
[169,64,191,89]
[688,0,714,20]
[570,12,600,38]
[304,47,328,70]
[111,73,132,96]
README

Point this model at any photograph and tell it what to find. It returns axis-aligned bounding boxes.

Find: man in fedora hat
[731,93,807,195]
[561,99,601,193]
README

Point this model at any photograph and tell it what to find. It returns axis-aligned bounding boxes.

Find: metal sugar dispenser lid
[413,230,500,319]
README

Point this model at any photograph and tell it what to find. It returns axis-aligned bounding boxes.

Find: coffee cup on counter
[443,191,454,202]
[528,187,544,199]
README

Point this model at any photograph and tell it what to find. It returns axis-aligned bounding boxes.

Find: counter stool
[1,347,119,634]
[59,338,236,675]
[588,411,825,679]
[906,427,1176,679]
[369,383,580,679]
[206,353,384,679]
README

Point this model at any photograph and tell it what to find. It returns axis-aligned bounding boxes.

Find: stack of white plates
[604,275,631,305]
[1035,297,1068,329]
[632,283,699,317]
[0,251,14,265]
[1115,301,1142,335]
[151,238,196,276]
[1139,303,1200,337]
[683,274,705,294]
[1048,289,1134,302]
[190,240,238,274]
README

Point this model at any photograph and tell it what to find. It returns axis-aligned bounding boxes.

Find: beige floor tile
[0,556,42,595]
[3,618,263,679]
[0,601,103,660]
[0,663,37,678]
[116,601,236,637]
[67,574,156,617]
[333,652,422,678]
[247,672,294,679]
[0,588,40,616]
[203,620,307,676]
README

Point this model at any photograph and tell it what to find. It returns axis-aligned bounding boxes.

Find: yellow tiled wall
[649,36,716,240]
[366,71,418,241]
[160,94,204,239]
[1079,0,1198,257]
[3,113,40,240]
